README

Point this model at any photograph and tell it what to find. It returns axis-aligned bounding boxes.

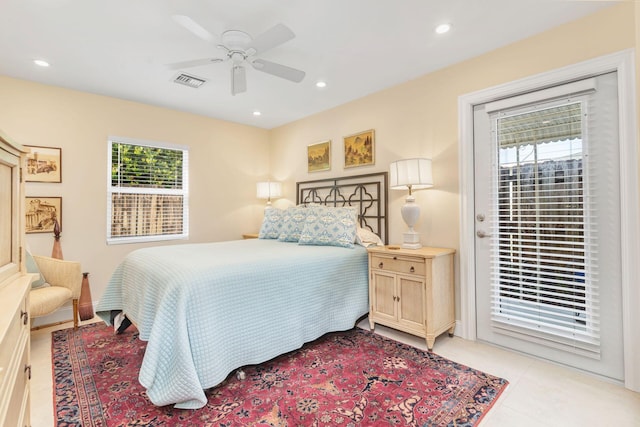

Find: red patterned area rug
[52,323,508,426]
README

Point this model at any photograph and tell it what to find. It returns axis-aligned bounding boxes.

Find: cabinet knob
[409,266,415,273]
[393,256,397,260]
[24,364,31,380]
[378,262,384,268]
[20,310,28,325]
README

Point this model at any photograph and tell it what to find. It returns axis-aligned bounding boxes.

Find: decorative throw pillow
[258,208,285,239]
[25,251,47,289]
[278,206,308,242]
[298,206,357,248]
[355,226,384,247]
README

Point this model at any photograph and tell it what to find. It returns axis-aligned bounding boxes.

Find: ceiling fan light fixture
[170,19,306,94]
[230,51,246,63]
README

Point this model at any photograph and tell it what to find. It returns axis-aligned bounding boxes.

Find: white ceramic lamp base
[400,195,422,249]
[402,231,422,249]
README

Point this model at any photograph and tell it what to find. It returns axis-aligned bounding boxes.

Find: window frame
[106,136,189,245]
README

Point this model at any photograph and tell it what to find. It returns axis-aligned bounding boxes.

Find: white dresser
[0,130,31,427]
[0,277,31,427]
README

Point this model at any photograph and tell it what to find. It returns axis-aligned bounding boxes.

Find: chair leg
[72,299,79,329]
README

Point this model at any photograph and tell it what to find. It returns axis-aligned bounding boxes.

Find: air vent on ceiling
[173,73,207,88]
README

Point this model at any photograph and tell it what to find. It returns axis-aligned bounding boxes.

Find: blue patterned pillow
[298,206,357,248]
[258,208,285,239]
[278,206,308,242]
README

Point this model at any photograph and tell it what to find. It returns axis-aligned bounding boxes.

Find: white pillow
[355,226,384,247]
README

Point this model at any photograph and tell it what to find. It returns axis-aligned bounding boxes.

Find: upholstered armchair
[29,255,82,329]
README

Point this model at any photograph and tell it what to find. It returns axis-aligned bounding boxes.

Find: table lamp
[389,158,433,249]
[256,181,282,208]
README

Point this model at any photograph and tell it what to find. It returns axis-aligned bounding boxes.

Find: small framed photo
[25,145,62,183]
[25,197,62,234]
[307,140,331,172]
[344,129,374,168]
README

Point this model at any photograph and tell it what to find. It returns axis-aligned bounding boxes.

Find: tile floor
[30,318,640,426]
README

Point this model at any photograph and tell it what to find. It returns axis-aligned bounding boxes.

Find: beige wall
[269,3,637,317]
[0,76,270,316]
[637,3,640,182]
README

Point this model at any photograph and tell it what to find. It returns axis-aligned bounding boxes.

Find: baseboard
[454,319,464,338]
[31,299,100,328]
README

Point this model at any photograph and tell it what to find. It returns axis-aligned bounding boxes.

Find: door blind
[489,99,600,357]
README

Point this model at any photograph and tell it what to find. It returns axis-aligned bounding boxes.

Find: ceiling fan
[170,15,306,96]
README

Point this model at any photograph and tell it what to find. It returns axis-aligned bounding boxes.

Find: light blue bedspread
[96,239,369,409]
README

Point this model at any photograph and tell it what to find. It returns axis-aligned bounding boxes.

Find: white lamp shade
[256,181,282,200]
[389,158,433,190]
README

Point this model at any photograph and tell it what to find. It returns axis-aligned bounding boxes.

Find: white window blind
[107,137,189,244]
[489,97,601,357]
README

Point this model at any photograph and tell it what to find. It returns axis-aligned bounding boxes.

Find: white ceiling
[0,0,617,129]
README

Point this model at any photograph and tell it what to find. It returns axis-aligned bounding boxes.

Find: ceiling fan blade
[231,65,247,96]
[245,23,295,56]
[167,57,224,70]
[172,15,215,43]
[251,59,305,83]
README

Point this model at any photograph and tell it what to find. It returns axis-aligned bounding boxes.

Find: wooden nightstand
[367,245,456,350]
[242,233,259,239]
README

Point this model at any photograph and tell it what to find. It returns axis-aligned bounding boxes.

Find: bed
[96,172,388,409]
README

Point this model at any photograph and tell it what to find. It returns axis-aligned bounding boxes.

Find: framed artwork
[307,140,331,172]
[344,129,375,168]
[25,197,62,234]
[24,145,62,183]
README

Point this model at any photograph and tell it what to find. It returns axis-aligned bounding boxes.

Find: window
[107,137,189,244]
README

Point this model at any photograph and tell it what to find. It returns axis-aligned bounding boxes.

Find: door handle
[476,230,491,238]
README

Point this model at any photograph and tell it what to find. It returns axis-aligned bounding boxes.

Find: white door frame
[458,49,640,391]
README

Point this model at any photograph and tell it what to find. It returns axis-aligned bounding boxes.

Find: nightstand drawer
[370,254,425,276]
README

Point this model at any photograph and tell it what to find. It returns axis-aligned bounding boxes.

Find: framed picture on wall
[24,145,62,183]
[25,196,62,234]
[307,140,331,172]
[344,129,374,168]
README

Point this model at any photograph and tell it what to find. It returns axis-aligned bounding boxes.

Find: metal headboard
[296,172,388,244]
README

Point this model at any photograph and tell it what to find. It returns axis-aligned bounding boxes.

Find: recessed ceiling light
[253,111,261,116]
[33,59,50,67]
[435,23,451,34]
[315,81,327,88]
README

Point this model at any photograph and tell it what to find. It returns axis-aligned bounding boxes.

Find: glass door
[474,73,624,381]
